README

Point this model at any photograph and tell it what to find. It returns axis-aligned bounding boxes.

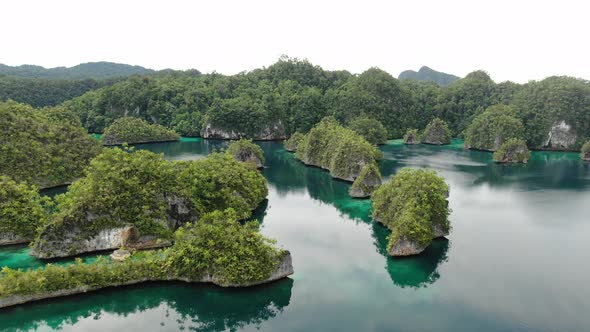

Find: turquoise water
[1,139,589,331]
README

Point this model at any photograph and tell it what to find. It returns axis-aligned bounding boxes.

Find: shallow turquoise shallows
[1,138,590,331]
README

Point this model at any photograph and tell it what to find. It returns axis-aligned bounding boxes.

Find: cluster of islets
[0,117,288,308]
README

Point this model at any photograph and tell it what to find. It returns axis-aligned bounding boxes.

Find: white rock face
[201,121,286,140]
[388,237,427,256]
[32,225,137,259]
[544,121,577,150]
[0,232,30,246]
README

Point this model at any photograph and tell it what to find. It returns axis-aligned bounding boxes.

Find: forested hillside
[6,56,586,150]
[398,66,460,86]
[0,62,156,79]
[0,76,120,107]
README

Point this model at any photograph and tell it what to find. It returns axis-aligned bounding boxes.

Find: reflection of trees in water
[0,278,294,332]
[372,221,450,288]
[262,143,450,289]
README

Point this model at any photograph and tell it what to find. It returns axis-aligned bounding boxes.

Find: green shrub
[176,153,268,220]
[372,168,450,251]
[493,138,531,163]
[403,129,420,144]
[166,209,284,285]
[348,117,388,145]
[0,176,48,239]
[464,105,525,151]
[102,117,180,145]
[284,132,305,151]
[421,118,452,144]
[227,139,265,164]
[32,148,268,254]
[0,101,101,188]
[296,117,382,181]
[0,210,286,298]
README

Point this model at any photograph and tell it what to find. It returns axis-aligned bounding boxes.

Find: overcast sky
[2,0,588,83]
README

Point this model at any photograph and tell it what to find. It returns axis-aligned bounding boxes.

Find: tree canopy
[102,117,180,145]
[0,100,101,188]
[464,104,525,151]
[347,116,388,145]
[372,168,450,255]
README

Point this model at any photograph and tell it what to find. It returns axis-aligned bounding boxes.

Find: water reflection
[0,278,294,331]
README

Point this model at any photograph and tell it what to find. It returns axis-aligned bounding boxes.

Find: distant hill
[0,61,156,80]
[398,66,460,86]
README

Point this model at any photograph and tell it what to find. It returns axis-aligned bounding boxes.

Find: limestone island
[403,129,420,145]
[347,116,388,145]
[0,101,101,189]
[31,147,268,258]
[464,105,525,151]
[421,118,452,145]
[102,117,180,145]
[493,138,531,163]
[226,139,265,169]
[0,209,293,309]
[294,117,383,197]
[372,168,451,256]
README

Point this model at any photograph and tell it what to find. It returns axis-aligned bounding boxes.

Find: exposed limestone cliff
[349,163,382,198]
[403,130,420,145]
[0,232,30,246]
[543,121,577,150]
[201,121,286,140]
[493,138,531,163]
[388,224,449,256]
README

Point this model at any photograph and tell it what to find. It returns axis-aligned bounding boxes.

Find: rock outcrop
[421,118,452,145]
[0,232,30,246]
[201,121,286,140]
[403,130,420,145]
[31,194,193,259]
[543,121,577,150]
[110,249,131,262]
[349,163,382,198]
[388,224,449,257]
[493,138,531,163]
[284,132,304,152]
[234,150,263,168]
[0,251,294,309]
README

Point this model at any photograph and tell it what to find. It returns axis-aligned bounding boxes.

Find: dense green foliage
[349,162,382,197]
[347,116,388,145]
[226,139,266,165]
[372,168,450,251]
[176,153,268,220]
[0,76,118,107]
[1,58,586,150]
[493,138,531,163]
[581,141,590,160]
[0,210,285,298]
[102,117,180,145]
[421,118,452,144]
[0,62,156,79]
[464,105,525,151]
[403,129,420,144]
[296,117,382,181]
[284,132,304,151]
[0,177,48,239]
[166,209,284,285]
[33,148,268,249]
[398,66,460,86]
[511,76,590,148]
[0,101,102,188]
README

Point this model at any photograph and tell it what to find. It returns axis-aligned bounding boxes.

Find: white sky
[1,0,588,83]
